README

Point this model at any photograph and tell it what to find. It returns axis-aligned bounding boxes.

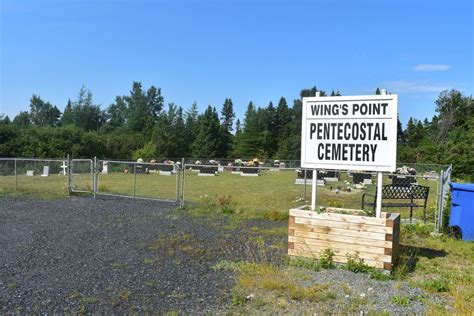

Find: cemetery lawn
[1,170,440,221]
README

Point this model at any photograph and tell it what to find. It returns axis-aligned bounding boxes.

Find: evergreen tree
[67,87,105,131]
[397,116,405,144]
[375,87,381,95]
[61,99,74,126]
[153,103,188,158]
[262,101,278,157]
[126,82,164,134]
[219,98,235,157]
[191,106,222,157]
[106,96,128,130]
[184,102,199,151]
[220,98,235,132]
[235,102,263,158]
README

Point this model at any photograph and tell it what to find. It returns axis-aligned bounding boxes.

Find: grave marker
[41,166,49,177]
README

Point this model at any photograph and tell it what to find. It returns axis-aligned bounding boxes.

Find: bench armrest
[361,192,376,209]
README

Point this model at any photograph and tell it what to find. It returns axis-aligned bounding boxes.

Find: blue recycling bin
[449,183,474,241]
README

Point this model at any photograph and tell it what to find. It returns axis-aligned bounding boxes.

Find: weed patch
[391,295,411,307]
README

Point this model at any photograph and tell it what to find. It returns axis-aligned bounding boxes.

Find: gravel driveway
[0,196,284,314]
[0,196,446,314]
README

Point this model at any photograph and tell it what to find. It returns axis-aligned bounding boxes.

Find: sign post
[301,91,398,217]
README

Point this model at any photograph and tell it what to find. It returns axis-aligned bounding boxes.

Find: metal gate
[70,158,94,193]
[95,159,181,202]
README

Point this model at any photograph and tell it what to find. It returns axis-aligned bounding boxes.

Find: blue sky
[1,0,473,126]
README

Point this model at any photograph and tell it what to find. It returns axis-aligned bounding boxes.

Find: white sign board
[301,94,398,172]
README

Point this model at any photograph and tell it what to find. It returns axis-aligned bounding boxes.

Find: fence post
[180,158,185,208]
[14,159,17,190]
[176,162,180,202]
[133,163,137,198]
[439,169,447,232]
[93,157,97,198]
[67,155,72,195]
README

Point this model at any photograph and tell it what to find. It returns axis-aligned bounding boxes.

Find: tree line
[0,83,472,180]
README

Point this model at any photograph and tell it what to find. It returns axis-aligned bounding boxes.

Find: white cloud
[413,64,451,72]
[384,80,451,93]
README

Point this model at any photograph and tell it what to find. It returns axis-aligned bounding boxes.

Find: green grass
[0,170,440,221]
[395,223,474,314]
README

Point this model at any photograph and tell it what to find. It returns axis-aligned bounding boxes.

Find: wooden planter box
[288,207,400,270]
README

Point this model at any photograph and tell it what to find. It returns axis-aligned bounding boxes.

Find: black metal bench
[362,184,430,222]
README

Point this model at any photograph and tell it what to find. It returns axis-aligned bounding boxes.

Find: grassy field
[0,169,440,221]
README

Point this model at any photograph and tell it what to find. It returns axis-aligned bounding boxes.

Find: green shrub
[343,256,371,273]
[231,287,247,305]
[289,257,321,272]
[391,295,411,307]
[421,278,450,292]
[319,249,335,269]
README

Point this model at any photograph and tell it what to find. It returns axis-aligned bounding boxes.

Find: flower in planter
[252,158,260,167]
[234,159,243,166]
[396,165,416,175]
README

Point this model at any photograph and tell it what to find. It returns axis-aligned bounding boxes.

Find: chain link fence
[96,160,181,202]
[0,158,69,196]
[70,159,94,193]
[0,157,451,227]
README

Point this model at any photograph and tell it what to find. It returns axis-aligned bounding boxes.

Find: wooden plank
[290,209,386,226]
[288,249,385,269]
[289,223,387,241]
[294,217,392,234]
[292,242,392,262]
[291,229,392,248]
[289,236,386,255]
[390,214,401,265]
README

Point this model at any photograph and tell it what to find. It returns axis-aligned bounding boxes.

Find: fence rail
[0,157,451,229]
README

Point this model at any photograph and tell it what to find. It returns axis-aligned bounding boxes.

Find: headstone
[102,161,108,174]
[241,167,259,176]
[323,171,339,182]
[353,173,372,184]
[60,161,68,175]
[198,165,218,176]
[294,178,325,186]
[26,170,34,176]
[157,164,175,176]
[392,176,416,187]
[41,166,49,177]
